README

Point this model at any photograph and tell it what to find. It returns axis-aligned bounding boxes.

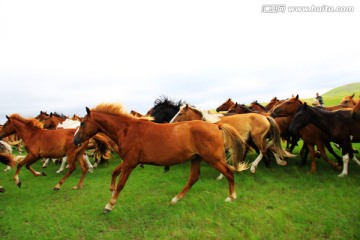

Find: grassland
[1,83,360,240]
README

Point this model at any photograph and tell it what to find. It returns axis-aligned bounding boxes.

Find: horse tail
[89,133,119,166]
[266,117,295,158]
[0,153,17,167]
[218,123,250,172]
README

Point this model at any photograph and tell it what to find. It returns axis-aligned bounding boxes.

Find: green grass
[1,143,360,240]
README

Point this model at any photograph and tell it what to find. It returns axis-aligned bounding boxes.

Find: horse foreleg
[84,154,94,173]
[317,143,342,171]
[56,157,67,174]
[104,163,135,213]
[273,153,287,166]
[13,154,39,188]
[338,153,350,177]
[250,153,263,174]
[42,158,50,168]
[307,145,317,174]
[171,159,202,205]
[54,156,76,190]
[72,154,87,190]
[110,162,123,193]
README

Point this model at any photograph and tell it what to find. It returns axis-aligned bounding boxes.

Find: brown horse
[340,93,359,108]
[73,103,248,213]
[227,103,254,114]
[272,95,343,173]
[171,104,294,174]
[289,102,360,176]
[216,98,235,112]
[43,112,67,129]
[0,114,89,189]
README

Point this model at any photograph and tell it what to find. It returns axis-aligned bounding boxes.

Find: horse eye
[80,122,85,126]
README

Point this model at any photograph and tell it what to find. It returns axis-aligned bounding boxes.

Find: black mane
[151,96,187,123]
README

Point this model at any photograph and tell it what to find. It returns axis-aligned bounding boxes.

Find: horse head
[289,102,312,135]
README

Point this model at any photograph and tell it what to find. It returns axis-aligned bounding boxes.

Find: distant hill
[320,82,360,106]
[322,82,360,98]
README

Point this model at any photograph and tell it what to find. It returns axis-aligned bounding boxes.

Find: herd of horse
[0,93,359,213]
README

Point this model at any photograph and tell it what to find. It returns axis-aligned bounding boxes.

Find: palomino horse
[73,103,248,213]
[289,102,360,176]
[216,98,235,112]
[170,104,293,174]
[272,95,343,173]
[0,114,89,189]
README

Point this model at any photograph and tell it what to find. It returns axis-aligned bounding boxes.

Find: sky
[1,0,359,124]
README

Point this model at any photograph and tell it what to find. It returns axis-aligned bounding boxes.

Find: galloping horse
[289,102,360,176]
[171,104,293,174]
[216,98,235,112]
[272,95,342,173]
[73,103,248,213]
[0,114,89,189]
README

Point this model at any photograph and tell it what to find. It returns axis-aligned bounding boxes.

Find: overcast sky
[1,0,359,124]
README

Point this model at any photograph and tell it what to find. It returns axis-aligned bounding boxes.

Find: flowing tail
[88,133,119,166]
[266,117,295,158]
[218,123,250,171]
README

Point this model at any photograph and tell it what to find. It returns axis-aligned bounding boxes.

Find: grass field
[1,83,360,239]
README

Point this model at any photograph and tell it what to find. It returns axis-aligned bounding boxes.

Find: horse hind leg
[72,154,88,190]
[56,157,67,174]
[250,153,263,174]
[171,158,202,205]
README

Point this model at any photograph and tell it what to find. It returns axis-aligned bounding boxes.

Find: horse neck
[306,108,338,137]
[92,112,132,143]
[10,118,42,143]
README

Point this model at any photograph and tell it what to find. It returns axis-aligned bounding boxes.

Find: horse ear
[50,113,53,117]
[351,93,355,99]
[86,107,91,115]
[295,94,299,100]
[185,104,189,109]
[6,115,9,120]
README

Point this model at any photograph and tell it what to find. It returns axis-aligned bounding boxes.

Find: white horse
[42,119,94,173]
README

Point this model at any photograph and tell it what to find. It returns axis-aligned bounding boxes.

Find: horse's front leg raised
[104,162,135,213]
[14,154,44,188]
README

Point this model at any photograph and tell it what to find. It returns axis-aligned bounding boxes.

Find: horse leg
[56,157,67,174]
[306,144,317,174]
[250,153,263,174]
[171,158,202,204]
[84,153,94,173]
[54,155,76,190]
[205,159,236,202]
[72,154,88,190]
[110,162,123,193]
[104,163,135,213]
[13,154,40,188]
[338,153,350,177]
[42,158,50,168]
[0,186,4,193]
[317,143,342,171]
[325,142,342,166]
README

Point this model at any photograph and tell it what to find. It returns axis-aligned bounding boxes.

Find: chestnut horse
[216,98,235,112]
[272,95,342,173]
[170,104,294,174]
[340,93,358,108]
[289,103,360,176]
[0,114,89,189]
[73,103,248,213]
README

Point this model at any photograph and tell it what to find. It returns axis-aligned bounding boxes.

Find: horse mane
[9,114,44,128]
[153,96,186,109]
[92,103,152,121]
[251,101,267,111]
[53,112,67,118]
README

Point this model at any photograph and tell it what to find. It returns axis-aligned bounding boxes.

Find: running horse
[73,103,248,213]
[216,98,235,112]
[0,114,89,189]
[289,102,360,176]
[170,104,294,174]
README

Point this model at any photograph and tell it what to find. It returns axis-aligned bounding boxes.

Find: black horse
[289,102,360,176]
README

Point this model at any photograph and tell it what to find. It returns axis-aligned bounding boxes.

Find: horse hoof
[170,197,179,205]
[41,171,47,176]
[338,173,347,177]
[53,187,60,191]
[17,181,22,188]
[0,187,5,193]
[103,208,112,214]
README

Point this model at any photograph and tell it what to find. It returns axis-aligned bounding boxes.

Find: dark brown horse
[216,98,235,112]
[73,103,248,213]
[289,103,360,176]
[272,95,342,173]
[0,114,89,189]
